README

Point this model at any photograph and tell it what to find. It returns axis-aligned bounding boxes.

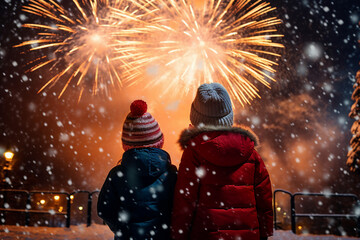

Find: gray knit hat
[190,83,233,127]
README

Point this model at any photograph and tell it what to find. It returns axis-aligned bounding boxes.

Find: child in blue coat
[98,100,177,240]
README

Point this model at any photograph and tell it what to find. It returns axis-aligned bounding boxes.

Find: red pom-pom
[130,100,147,117]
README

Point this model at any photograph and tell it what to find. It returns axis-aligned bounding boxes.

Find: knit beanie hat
[190,83,233,127]
[122,100,164,151]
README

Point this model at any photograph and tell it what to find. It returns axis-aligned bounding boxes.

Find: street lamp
[1,150,15,188]
[4,151,14,163]
[3,151,14,171]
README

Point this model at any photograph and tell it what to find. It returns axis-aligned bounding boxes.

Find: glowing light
[54,195,60,201]
[276,207,281,212]
[4,151,14,161]
[90,34,102,44]
[16,0,283,105]
[298,225,303,230]
[15,0,159,100]
[58,206,63,212]
[40,199,46,205]
[70,195,74,200]
[138,0,283,106]
[78,206,84,211]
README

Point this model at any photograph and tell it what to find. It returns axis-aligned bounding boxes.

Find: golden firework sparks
[16,0,283,105]
[103,0,166,83]
[15,0,159,100]
[137,0,284,106]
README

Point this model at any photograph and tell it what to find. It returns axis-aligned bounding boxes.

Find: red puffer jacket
[171,125,273,240]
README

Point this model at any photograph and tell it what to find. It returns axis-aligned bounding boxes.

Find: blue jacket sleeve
[97,166,127,235]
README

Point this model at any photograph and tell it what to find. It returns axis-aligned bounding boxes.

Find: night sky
[1,0,360,198]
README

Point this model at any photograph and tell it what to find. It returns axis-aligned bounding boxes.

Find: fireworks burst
[16,0,283,105]
[139,0,284,106]
[15,0,159,100]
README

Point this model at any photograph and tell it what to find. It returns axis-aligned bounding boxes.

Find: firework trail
[15,0,160,100]
[135,0,284,106]
[105,0,166,83]
[16,0,283,105]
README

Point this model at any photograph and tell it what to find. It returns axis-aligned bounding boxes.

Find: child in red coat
[171,83,273,240]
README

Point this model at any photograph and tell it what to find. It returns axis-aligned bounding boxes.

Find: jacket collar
[178,124,259,149]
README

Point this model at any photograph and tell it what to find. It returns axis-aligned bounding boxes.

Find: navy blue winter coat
[97,148,177,240]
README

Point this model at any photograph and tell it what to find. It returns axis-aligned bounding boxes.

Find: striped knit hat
[121,100,164,151]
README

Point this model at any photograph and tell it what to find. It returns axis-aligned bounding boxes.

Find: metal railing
[0,189,99,228]
[2,188,359,234]
[274,189,360,237]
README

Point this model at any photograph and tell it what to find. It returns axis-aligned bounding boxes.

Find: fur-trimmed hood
[178,125,259,149]
[178,125,259,167]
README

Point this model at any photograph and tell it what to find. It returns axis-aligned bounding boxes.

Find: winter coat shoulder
[171,125,273,240]
[97,148,177,240]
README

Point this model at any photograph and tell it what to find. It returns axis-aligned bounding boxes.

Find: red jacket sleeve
[171,148,201,240]
[253,150,273,237]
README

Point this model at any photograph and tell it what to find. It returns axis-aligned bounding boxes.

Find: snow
[272,231,359,240]
[0,224,113,240]
[0,0,359,238]
[0,225,358,240]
